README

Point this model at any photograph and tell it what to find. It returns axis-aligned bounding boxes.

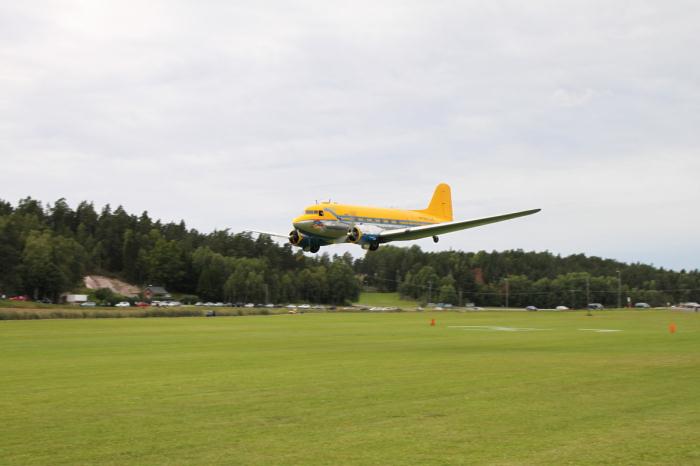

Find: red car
[10,295,29,301]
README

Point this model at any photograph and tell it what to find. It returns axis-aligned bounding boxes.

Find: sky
[1,1,699,270]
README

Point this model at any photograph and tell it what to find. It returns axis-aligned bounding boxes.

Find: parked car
[10,295,29,301]
[114,301,131,307]
[634,302,651,308]
[37,298,52,304]
[525,305,538,311]
[80,301,97,307]
[587,303,604,310]
[555,305,569,310]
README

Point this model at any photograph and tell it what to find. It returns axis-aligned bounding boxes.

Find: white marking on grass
[448,325,551,332]
[578,328,623,333]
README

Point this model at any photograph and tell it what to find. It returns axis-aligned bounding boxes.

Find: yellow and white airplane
[252,183,540,253]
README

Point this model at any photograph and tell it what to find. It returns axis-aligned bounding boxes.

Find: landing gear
[310,244,320,253]
[433,235,439,243]
[369,242,379,251]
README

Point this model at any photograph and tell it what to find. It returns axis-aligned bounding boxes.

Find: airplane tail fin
[416,183,453,221]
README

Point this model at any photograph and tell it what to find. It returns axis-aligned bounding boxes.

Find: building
[63,294,88,304]
[143,285,172,301]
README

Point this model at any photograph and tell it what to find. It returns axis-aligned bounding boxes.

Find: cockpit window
[318,210,324,216]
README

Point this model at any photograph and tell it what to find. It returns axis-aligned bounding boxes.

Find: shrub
[180,295,200,305]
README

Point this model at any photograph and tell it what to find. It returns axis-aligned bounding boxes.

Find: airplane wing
[244,230,289,239]
[378,208,541,243]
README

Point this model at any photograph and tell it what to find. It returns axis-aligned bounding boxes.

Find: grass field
[1,311,699,465]
[356,291,419,308]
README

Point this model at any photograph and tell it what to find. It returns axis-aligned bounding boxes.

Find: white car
[115,301,131,307]
[555,306,569,310]
[298,304,311,309]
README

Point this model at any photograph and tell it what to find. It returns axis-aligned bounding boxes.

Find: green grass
[0,305,285,320]
[0,300,58,309]
[356,291,419,308]
[1,311,699,465]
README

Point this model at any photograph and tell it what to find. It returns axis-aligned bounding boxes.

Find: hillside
[83,275,140,297]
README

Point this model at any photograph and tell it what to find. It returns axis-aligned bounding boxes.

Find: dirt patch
[84,275,140,297]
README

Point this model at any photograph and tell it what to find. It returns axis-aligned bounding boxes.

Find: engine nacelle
[289,229,323,252]
[347,225,382,245]
[289,229,304,246]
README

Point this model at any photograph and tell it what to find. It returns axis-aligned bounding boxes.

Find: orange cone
[669,322,677,334]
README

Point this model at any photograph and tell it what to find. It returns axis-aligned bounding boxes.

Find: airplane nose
[293,217,312,231]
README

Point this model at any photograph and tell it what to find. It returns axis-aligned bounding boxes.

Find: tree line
[1,197,698,307]
[355,246,700,307]
[0,198,359,304]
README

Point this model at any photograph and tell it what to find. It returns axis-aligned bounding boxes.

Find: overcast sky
[2,1,699,270]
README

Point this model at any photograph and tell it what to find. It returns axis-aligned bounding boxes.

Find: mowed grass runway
[1,311,699,465]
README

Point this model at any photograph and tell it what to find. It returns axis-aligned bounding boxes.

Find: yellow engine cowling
[289,229,303,245]
[346,225,382,244]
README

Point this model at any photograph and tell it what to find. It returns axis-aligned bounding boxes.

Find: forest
[1,197,698,307]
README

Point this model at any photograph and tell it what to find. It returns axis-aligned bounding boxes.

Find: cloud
[551,88,596,108]
[1,1,699,269]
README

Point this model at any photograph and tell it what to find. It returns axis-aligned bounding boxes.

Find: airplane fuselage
[291,203,445,250]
